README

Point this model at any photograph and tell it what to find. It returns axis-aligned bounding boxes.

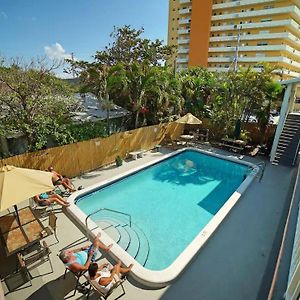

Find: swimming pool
[68,148,258,286]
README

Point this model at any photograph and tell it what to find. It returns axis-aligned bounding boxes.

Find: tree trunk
[134,111,140,129]
[106,108,110,135]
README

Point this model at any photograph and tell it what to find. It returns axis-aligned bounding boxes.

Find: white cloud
[56,72,74,79]
[0,11,8,19]
[44,43,75,61]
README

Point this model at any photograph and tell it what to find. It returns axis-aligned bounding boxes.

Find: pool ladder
[85,207,132,235]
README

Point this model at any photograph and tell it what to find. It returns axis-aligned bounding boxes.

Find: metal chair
[44,211,59,244]
[58,254,87,297]
[85,274,126,300]
[63,266,87,297]
[17,241,53,283]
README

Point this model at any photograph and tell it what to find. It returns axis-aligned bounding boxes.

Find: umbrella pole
[13,205,21,226]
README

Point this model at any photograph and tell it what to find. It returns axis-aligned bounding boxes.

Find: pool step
[122,224,140,259]
[93,215,150,266]
[95,220,120,242]
[131,223,150,266]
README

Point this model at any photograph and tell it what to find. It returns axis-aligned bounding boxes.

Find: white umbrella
[176,113,202,125]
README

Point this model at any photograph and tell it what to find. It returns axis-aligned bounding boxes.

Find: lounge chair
[29,198,55,218]
[85,272,126,300]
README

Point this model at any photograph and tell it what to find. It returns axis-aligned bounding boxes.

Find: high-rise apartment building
[168,0,300,78]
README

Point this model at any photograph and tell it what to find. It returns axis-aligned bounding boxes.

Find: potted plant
[115,155,123,167]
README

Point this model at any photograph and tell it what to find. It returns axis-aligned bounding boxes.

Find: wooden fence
[0,122,184,178]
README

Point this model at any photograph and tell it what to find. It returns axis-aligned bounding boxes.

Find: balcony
[210,32,291,42]
[207,67,230,72]
[210,19,300,34]
[209,45,300,60]
[176,57,189,63]
[211,6,300,22]
[179,8,192,15]
[208,56,300,69]
[178,47,189,54]
[179,18,191,25]
[213,0,277,10]
[180,0,191,3]
[178,38,190,45]
[178,28,190,35]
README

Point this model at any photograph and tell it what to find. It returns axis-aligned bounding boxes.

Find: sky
[0,0,169,77]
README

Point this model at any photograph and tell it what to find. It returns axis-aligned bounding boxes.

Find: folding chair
[85,274,126,300]
[17,241,53,283]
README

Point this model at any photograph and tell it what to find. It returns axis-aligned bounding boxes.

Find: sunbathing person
[48,166,76,192]
[34,191,70,207]
[88,261,133,293]
[59,233,113,273]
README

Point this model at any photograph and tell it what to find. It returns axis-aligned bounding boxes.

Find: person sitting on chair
[33,191,70,207]
[88,260,133,294]
[59,233,113,273]
[48,166,76,193]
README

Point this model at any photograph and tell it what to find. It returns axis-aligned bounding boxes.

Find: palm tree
[108,62,157,129]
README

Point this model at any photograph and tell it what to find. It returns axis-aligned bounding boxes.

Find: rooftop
[0,145,297,300]
[72,93,130,123]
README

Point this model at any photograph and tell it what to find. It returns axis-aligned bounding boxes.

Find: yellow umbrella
[0,165,54,212]
[176,113,202,125]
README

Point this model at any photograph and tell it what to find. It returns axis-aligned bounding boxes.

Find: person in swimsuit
[48,166,76,192]
[59,233,113,273]
[33,191,70,207]
[88,261,133,294]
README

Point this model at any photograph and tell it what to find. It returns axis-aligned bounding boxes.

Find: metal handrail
[85,208,132,231]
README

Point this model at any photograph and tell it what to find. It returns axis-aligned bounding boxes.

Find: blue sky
[0,0,169,77]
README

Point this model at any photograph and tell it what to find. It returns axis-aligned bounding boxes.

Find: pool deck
[0,145,297,300]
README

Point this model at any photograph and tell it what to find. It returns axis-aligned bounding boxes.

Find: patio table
[0,206,48,256]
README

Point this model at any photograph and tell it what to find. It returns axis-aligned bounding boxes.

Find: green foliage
[239,130,251,143]
[208,65,282,140]
[179,67,216,119]
[0,59,80,150]
[67,26,283,143]
[115,155,123,166]
[66,121,107,142]
[94,25,174,66]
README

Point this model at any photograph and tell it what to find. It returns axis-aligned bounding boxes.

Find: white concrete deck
[0,145,296,300]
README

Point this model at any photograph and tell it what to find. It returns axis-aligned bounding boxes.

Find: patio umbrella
[0,165,54,215]
[175,113,202,125]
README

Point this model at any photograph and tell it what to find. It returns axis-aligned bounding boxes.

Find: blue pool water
[76,150,249,270]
